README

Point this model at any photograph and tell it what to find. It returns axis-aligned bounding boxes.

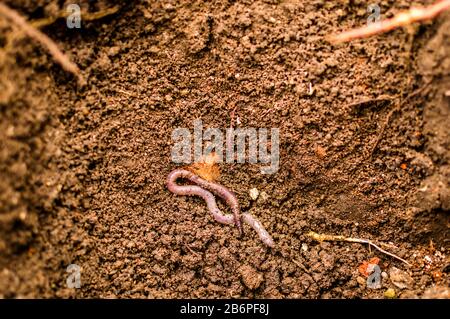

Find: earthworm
[166,169,275,247]
[167,169,243,234]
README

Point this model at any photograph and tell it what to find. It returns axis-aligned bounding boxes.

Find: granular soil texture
[0,0,449,298]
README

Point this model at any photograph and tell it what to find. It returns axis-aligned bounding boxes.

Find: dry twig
[0,2,83,84]
[307,231,411,266]
[30,5,119,28]
[329,0,450,43]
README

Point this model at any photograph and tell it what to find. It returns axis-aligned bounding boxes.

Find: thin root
[30,6,119,28]
[307,231,411,266]
[329,0,450,43]
[0,2,84,84]
[367,82,432,158]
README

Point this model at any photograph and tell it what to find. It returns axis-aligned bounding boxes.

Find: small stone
[259,191,269,202]
[366,265,382,289]
[389,267,414,289]
[301,243,308,252]
[356,276,366,287]
[239,265,264,290]
[384,288,396,299]
[381,271,388,279]
[249,188,259,200]
[19,211,27,221]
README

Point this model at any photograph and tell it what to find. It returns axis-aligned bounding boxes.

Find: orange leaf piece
[186,152,220,182]
[358,257,381,277]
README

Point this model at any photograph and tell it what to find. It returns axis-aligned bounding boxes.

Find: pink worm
[166,169,275,248]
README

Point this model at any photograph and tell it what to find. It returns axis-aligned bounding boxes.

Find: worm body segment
[166,169,274,247]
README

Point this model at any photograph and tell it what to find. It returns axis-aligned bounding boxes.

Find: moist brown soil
[0,0,449,298]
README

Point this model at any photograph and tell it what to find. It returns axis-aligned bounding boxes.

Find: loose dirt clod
[239,265,264,290]
[389,267,414,289]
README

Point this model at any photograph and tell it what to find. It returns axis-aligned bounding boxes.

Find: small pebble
[384,288,396,299]
[356,276,366,287]
[366,264,382,289]
[301,243,308,252]
[381,271,388,279]
[249,188,259,200]
[259,191,269,202]
[19,211,27,221]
